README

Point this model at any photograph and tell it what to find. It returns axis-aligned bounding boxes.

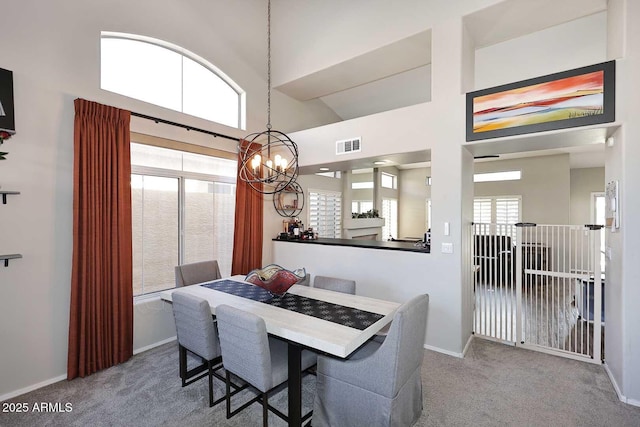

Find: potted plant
[0,130,13,160]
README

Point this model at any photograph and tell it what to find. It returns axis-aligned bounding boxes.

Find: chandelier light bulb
[266,159,273,178]
[274,154,282,172]
[251,154,261,175]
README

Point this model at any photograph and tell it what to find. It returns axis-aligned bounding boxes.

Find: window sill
[134,291,170,304]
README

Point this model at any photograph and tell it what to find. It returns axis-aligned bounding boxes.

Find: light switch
[606,247,612,260]
[444,222,450,236]
[442,242,453,254]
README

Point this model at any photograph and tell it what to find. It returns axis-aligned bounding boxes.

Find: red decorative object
[0,130,12,143]
[245,264,306,295]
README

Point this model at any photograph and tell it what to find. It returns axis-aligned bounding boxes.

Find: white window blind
[382,198,398,239]
[474,196,521,240]
[309,190,342,238]
[473,198,493,224]
[496,197,520,225]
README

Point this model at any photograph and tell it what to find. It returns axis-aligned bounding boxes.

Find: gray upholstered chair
[171,291,225,407]
[313,275,356,295]
[174,260,222,287]
[313,294,429,427]
[296,273,311,287]
[216,304,317,426]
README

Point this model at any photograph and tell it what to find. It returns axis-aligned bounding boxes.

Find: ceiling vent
[336,137,362,155]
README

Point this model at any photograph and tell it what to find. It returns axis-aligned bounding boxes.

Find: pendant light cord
[267,0,272,131]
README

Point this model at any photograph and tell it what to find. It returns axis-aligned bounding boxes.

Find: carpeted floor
[2,338,639,426]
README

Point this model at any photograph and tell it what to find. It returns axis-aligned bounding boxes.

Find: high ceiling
[184,0,608,168]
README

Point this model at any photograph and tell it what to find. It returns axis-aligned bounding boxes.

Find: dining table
[160,275,400,427]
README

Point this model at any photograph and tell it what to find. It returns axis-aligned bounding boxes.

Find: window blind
[309,190,342,238]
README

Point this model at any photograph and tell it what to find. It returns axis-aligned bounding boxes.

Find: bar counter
[272,237,430,253]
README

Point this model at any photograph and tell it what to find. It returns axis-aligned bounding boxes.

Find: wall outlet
[442,242,454,254]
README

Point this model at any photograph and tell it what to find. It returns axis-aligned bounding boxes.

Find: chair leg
[179,345,187,387]
[225,371,232,419]
[263,392,268,427]
[208,361,214,407]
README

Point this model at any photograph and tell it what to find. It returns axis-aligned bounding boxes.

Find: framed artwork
[0,68,15,134]
[466,61,615,141]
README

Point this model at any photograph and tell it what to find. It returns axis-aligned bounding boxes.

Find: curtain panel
[231,140,264,275]
[68,99,133,379]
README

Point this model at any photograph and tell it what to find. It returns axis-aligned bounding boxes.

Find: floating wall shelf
[1,254,22,267]
[1,190,20,204]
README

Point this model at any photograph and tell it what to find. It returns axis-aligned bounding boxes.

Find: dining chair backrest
[216,304,274,392]
[313,275,356,295]
[378,293,429,396]
[172,291,220,361]
[175,260,222,287]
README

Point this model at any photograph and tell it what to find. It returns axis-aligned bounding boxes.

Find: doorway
[473,222,604,363]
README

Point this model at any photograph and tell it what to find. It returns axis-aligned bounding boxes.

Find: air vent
[336,137,362,155]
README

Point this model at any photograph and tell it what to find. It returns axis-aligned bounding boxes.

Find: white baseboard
[603,363,640,407]
[423,334,474,358]
[0,374,67,403]
[133,336,176,355]
[423,343,464,358]
[462,335,473,357]
[604,363,625,403]
[2,338,178,402]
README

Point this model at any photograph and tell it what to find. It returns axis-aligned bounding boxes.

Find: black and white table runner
[201,280,383,330]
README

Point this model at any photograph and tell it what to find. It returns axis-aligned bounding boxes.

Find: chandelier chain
[267,0,272,130]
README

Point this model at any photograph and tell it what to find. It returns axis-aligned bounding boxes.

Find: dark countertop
[273,237,430,253]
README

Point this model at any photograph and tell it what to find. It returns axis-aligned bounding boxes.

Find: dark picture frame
[466,60,615,142]
[0,68,16,134]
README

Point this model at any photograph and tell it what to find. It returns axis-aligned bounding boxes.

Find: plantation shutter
[496,197,520,225]
[474,198,492,224]
[382,198,398,240]
[309,190,342,238]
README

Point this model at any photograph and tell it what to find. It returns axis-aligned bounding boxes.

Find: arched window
[100,32,245,129]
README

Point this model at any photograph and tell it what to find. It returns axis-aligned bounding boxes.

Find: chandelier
[238,0,299,195]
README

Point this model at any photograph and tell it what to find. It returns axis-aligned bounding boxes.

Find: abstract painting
[466,61,615,141]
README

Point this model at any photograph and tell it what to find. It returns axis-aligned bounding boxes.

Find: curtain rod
[130,111,241,142]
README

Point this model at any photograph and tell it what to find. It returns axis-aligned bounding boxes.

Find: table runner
[201,279,274,302]
[201,280,383,330]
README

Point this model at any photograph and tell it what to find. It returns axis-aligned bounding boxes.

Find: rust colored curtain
[68,99,133,379]
[231,140,264,275]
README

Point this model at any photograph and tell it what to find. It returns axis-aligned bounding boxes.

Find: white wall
[474,12,607,90]
[605,0,640,406]
[273,242,455,354]
[0,0,338,399]
[570,168,605,225]
[475,155,571,224]
[399,168,431,238]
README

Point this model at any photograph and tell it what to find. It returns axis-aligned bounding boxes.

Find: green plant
[351,209,380,219]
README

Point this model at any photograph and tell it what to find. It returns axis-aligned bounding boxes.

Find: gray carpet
[2,338,639,426]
